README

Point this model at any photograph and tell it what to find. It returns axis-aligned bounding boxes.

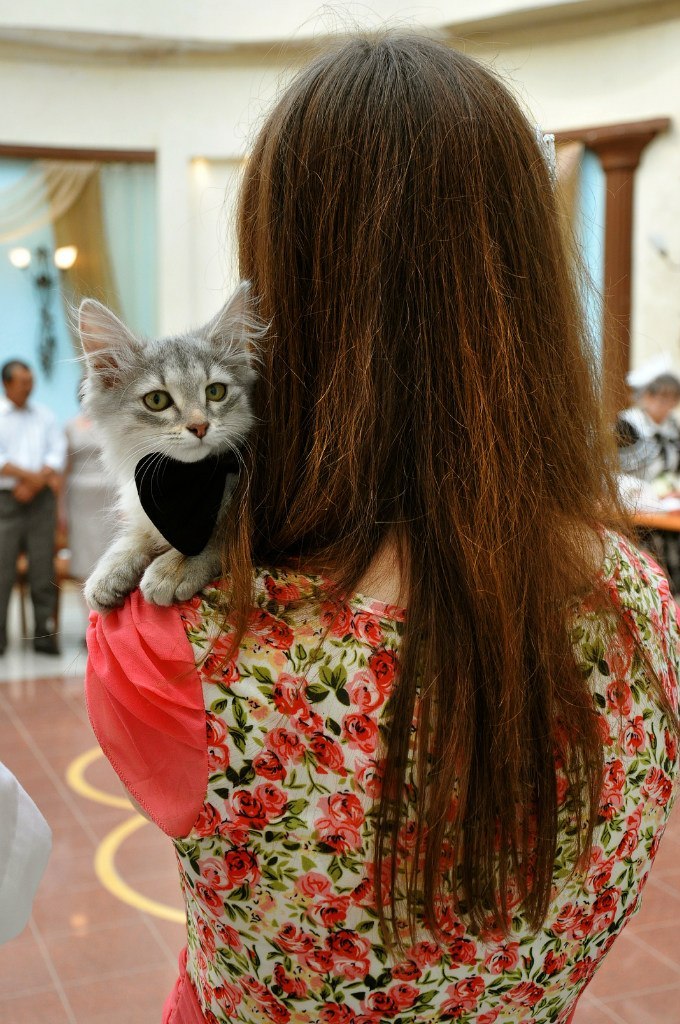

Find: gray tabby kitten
[78,283,259,612]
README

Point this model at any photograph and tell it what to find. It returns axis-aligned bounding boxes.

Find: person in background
[63,402,117,638]
[616,355,680,483]
[0,360,66,655]
[616,356,680,589]
[86,35,679,1024]
[0,760,51,944]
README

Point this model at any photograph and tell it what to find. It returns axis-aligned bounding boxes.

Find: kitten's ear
[204,281,266,357]
[78,299,140,386]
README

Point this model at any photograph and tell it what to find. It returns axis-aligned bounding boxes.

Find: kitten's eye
[143,390,174,411]
[206,382,227,402]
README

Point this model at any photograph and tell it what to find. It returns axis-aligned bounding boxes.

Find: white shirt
[0,397,67,489]
[616,406,680,481]
[0,761,51,944]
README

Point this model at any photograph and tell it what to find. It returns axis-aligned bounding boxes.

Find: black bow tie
[134,452,239,556]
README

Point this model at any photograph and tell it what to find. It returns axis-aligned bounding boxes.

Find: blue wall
[0,159,82,423]
[577,148,606,367]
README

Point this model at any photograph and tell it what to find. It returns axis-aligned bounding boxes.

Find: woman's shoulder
[598,530,677,637]
[177,566,405,639]
[181,543,674,663]
[569,532,679,910]
[576,529,679,746]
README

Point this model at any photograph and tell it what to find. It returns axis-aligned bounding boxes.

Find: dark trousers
[0,488,57,646]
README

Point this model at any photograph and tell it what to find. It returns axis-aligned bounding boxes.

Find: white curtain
[100,163,157,335]
[0,161,96,243]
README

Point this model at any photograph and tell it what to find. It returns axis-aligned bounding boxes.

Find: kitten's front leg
[140,541,221,606]
[85,535,155,612]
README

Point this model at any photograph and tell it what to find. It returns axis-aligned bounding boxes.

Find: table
[632,511,680,592]
[632,511,680,532]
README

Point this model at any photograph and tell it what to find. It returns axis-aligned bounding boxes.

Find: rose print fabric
[86,531,679,1024]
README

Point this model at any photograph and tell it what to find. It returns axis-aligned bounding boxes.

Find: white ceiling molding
[0,0,671,57]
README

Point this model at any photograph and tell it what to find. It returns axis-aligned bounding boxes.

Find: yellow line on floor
[66,745,185,924]
[94,814,186,924]
[66,745,131,809]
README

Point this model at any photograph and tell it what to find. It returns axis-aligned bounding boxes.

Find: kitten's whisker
[149,453,167,501]
[136,452,164,495]
[68,442,110,485]
[117,438,174,466]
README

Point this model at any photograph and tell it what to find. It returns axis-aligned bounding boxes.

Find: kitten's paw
[85,562,141,612]
[140,549,219,605]
[139,551,182,606]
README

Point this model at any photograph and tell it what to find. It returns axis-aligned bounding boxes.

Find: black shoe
[33,636,60,656]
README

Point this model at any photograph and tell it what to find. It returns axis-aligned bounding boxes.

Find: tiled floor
[0,671,184,1023]
[0,587,183,1023]
[1,588,680,1022]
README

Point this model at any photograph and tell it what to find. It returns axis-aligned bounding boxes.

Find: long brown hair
[223,33,627,940]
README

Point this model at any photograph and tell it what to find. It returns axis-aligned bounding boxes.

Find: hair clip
[535,126,557,185]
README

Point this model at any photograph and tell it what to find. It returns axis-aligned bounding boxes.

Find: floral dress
[86,531,679,1024]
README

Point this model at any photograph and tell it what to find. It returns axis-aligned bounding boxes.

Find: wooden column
[554,118,669,420]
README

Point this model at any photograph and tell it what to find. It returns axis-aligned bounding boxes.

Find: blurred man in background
[616,356,680,482]
[616,355,680,591]
[0,360,66,654]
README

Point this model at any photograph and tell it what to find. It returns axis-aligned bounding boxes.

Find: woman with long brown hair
[86,33,679,1023]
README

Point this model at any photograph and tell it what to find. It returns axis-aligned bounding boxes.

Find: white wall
[0,0,651,46]
[0,2,678,368]
[463,8,680,368]
[189,158,243,325]
[0,49,292,331]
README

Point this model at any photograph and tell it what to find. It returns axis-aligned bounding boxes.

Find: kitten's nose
[187,421,209,439]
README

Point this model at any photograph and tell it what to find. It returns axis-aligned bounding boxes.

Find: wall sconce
[8,245,78,377]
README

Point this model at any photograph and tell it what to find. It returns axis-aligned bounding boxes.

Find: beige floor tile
[0,929,55,1000]
[586,932,680,1002]
[64,964,176,1023]
[603,984,680,1024]
[0,989,73,1024]
[46,919,169,986]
